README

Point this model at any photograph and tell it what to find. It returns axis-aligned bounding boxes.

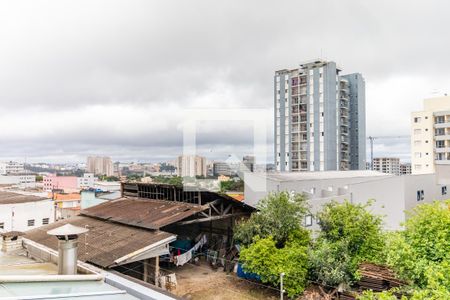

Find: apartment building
[373,157,400,175]
[213,162,232,176]
[411,96,450,174]
[86,156,114,176]
[0,161,24,175]
[275,60,366,172]
[176,155,207,177]
[400,163,412,175]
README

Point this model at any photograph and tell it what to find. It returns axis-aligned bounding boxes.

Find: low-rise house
[25,183,255,290]
[0,191,54,233]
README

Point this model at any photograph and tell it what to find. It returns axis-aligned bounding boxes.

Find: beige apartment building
[411,96,450,174]
[176,155,207,177]
[86,156,114,176]
[373,157,400,175]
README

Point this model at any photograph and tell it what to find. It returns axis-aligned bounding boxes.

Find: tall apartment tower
[275,60,366,172]
[86,156,113,176]
[411,96,450,174]
[176,155,207,177]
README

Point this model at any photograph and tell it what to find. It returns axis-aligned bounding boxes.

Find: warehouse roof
[0,191,48,204]
[24,215,176,268]
[81,197,208,230]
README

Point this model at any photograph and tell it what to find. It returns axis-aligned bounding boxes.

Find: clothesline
[173,235,207,266]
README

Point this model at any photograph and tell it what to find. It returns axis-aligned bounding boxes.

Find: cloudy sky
[0,0,449,163]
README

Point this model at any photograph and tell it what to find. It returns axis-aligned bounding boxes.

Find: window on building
[414,117,421,123]
[435,116,445,124]
[442,186,447,196]
[42,218,50,225]
[0,222,4,229]
[416,190,424,201]
[27,219,35,227]
[436,140,445,148]
[414,129,422,135]
[305,215,313,227]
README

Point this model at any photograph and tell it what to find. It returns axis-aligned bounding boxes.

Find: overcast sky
[0,0,449,164]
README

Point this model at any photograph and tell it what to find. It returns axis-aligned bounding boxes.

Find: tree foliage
[309,200,385,287]
[240,236,309,298]
[219,179,244,192]
[234,191,309,247]
[383,201,450,291]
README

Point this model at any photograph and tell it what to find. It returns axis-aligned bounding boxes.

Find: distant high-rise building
[372,157,400,175]
[411,96,450,174]
[275,60,366,172]
[176,155,207,177]
[400,163,412,175]
[86,156,113,176]
[213,162,232,176]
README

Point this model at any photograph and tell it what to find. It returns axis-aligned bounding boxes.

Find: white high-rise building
[86,156,113,176]
[176,155,207,177]
[275,60,366,172]
[411,96,450,174]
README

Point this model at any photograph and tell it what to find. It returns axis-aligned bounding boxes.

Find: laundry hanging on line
[174,235,207,266]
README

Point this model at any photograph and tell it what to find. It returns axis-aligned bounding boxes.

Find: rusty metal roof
[81,197,208,230]
[0,191,48,204]
[24,215,175,268]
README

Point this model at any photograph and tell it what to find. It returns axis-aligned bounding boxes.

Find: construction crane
[367,135,410,170]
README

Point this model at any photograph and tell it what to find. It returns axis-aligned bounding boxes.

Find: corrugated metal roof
[81,198,208,230]
[24,216,175,268]
[0,191,48,204]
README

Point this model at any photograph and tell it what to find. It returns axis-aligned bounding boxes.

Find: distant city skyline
[2,1,449,163]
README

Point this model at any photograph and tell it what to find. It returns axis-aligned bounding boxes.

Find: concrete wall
[244,172,448,231]
[0,199,55,233]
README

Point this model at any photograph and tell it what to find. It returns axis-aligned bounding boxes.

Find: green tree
[360,201,450,299]
[309,200,385,288]
[384,201,450,290]
[234,191,309,247]
[220,179,244,192]
[240,236,309,298]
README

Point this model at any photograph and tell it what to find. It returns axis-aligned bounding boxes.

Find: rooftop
[254,170,392,182]
[24,215,176,268]
[81,197,208,230]
[0,191,48,205]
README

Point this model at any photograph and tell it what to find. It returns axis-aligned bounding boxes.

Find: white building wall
[0,200,55,233]
[244,172,448,231]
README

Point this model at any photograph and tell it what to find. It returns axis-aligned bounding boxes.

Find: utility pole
[280,272,285,300]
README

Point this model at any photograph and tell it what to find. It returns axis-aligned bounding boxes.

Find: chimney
[47,224,89,275]
[1,231,25,253]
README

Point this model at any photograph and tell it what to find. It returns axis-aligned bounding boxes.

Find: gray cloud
[0,0,448,162]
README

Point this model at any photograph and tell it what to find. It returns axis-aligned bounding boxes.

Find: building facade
[372,157,400,175]
[244,171,448,231]
[0,174,36,189]
[213,162,232,176]
[274,60,366,172]
[400,163,412,175]
[411,96,450,174]
[0,161,24,175]
[86,156,114,176]
[0,191,54,233]
[176,155,207,177]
